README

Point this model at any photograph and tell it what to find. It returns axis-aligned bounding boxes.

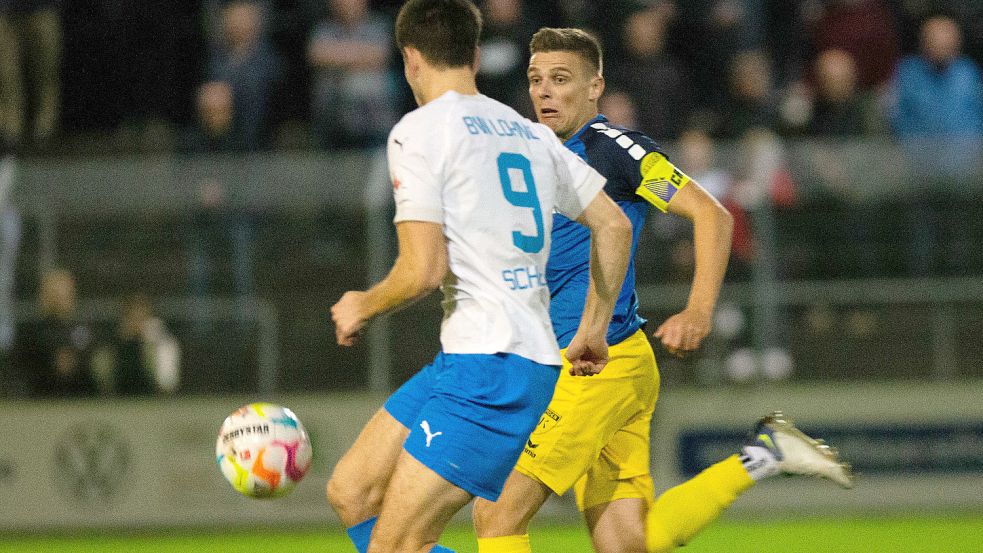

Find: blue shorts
[384,351,560,501]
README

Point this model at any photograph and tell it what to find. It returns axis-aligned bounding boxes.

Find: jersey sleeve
[389,123,444,224]
[630,134,692,213]
[549,132,607,219]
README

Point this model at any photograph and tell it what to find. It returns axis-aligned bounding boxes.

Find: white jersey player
[326,2,632,553]
[388,90,606,365]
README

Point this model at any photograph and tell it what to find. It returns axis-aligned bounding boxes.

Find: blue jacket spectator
[893,53,983,137]
[892,15,983,181]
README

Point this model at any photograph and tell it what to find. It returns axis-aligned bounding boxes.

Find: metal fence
[3,139,982,395]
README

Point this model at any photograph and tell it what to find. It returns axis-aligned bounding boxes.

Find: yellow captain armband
[635,151,691,213]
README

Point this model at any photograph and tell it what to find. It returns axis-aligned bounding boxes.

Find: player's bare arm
[653,182,733,356]
[331,221,447,346]
[565,191,632,376]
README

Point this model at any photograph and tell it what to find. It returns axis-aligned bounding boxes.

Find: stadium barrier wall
[2,380,981,532]
[651,380,983,515]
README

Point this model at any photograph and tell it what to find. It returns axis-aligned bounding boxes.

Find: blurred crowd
[0,0,981,155]
[2,267,180,398]
[2,0,983,396]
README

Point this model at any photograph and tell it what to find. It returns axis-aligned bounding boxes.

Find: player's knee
[472,497,527,537]
[471,498,496,533]
[326,469,384,519]
[325,473,349,511]
[591,520,647,553]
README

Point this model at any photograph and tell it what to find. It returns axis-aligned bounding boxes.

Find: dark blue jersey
[548,115,690,348]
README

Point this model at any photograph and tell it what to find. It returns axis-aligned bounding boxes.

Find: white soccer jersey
[388,91,605,365]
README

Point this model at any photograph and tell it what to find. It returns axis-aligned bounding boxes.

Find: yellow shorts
[515,329,660,511]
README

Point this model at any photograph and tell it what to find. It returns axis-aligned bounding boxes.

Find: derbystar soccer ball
[215,402,313,498]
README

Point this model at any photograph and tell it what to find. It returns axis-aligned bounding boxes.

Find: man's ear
[403,46,423,76]
[589,75,605,102]
[471,46,481,74]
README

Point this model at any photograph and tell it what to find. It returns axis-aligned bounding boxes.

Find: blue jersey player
[472,28,854,553]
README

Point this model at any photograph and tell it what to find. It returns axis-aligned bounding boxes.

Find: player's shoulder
[392,99,447,136]
[580,118,666,164]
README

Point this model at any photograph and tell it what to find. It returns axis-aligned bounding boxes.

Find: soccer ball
[215,402,313,498]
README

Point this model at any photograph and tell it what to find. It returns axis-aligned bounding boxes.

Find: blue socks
[346,517,376,553]
[345,517,456,553]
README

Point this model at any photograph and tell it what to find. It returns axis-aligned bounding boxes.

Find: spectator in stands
[308,0,396,149]
[674,0,765,110]
[892,14,983,277]
[807,49,867,137]
[476,0,531,112]
[891,13,983,174]
[182,162,258,334]
[187,81,238,152]
[0,0,61,149]
[810,0,900,93]
[93,294,181,396]
[715,49,778,138]
[14,268,98,398]
[197,0,282,152]
[790,49,886,138]
[183,1,276,326]
[764,1,816,89]
[608,6,693,140]
[783,50,888,276]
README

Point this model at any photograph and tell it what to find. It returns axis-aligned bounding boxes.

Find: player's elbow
[716,202,734,239]
[696,197,734,238]
[411,260,447,295]
[606,208,633,241]
[716,201,733,225]
[414,269,444,294]
[394,252,445,297]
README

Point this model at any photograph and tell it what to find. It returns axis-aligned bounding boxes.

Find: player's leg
[580,456,754,553]
[643,411,855,553]
[576,410,757,553]
[642,455,755,553]
[584,497,647,553]
[327,358,439,552]
[473,330,656,553]
[326,408,408,526]
[472,470,552,553]
[372,352,558,553]
[368,450,473,553]
[584,414,855,553]
[571,331,758,553]
[574,413,657,553]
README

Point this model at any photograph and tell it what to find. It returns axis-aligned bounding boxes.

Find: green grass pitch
[4,515,982,553]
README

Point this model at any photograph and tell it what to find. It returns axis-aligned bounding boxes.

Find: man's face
[330,0,367,25]
[922,17,961,66]
[527,50,601,140]
[198,82,234,136]
[223,2,262,48]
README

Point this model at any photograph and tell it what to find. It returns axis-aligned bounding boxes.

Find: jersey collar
[563,114,608,148]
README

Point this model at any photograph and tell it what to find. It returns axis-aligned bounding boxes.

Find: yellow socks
[477,534,531,553]
[646,455,755,553]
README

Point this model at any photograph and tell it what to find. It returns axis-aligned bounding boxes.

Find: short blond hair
[530,27,603,76]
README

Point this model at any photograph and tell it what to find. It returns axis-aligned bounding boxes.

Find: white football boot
[749,411,855,489]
